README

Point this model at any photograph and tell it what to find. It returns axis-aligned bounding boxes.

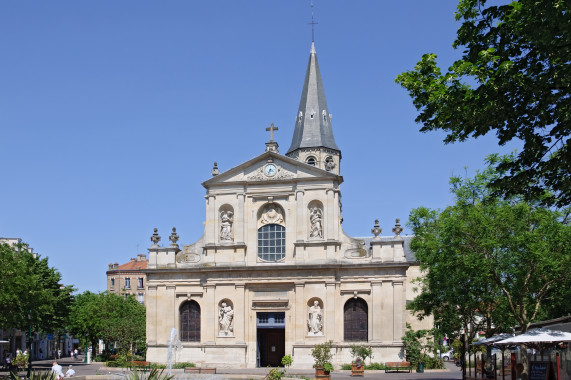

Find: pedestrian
[57,349,61,359]
[65,365,75,377]
[51,361,64,380]
[73,348,78,359]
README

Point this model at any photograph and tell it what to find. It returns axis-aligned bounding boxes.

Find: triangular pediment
[202,151,341,188]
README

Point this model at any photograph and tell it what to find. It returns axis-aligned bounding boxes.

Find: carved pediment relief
[247,165,294,181]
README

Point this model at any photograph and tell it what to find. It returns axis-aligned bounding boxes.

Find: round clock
[265,164,277,177]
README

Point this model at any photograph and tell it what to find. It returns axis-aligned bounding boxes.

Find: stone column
[371,281,382,342]
[393,282,404,341]
[204,284,216,343]
[295,282,305,342]
[235,284,246,343]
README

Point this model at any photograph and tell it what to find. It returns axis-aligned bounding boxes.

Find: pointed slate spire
[287,43,340,155]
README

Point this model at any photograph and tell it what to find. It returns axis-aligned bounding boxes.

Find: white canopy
[496,328,571,346]
[473,333,514,346]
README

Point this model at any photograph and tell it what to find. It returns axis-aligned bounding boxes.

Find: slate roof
[287,42,340,154]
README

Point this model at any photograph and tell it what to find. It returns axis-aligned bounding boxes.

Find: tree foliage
[408,159,571,341]
[0,243,74,333]
[396,0,570,207]
[68,291,146,354]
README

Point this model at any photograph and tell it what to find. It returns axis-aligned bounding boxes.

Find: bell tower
[286,42,341,174]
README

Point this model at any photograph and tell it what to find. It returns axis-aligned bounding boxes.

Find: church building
[144,42,430,368]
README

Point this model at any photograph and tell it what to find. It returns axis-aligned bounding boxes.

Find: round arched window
[306,157,316,166]
[257,224,286,262]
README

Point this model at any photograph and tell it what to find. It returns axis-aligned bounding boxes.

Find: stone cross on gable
[266,123,278,142]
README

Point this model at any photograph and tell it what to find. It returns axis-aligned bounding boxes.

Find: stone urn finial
[371,219,382,239]
[150,228,161,247]
[211,162,220,176]
[169,227,180,247]
[392,218,404,237]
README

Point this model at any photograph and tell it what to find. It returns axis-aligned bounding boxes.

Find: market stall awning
[472,333,514,346]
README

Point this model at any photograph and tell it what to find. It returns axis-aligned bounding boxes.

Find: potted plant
[311,340,334,380]
[350,345,372,377]
[351,357,364,377]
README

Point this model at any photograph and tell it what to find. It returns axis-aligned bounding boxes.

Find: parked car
[440,349,454,361]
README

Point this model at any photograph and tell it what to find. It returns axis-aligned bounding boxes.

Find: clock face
[265,164,277,176]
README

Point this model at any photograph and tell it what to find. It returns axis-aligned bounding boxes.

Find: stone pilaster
[295,190,304,243]
[295,282,305,342]
[205,195,216,244]
[325,189,335,240]
[236,193,245,243]
[204,284,216,343]
[235,284,245,343]
[381,281,394,341]
[146,285,157,345]
[393,281,404,341]
[371,281,382,342]
[325,282,335,338]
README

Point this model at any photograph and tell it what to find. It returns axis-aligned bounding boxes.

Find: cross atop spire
[309,1,318,42]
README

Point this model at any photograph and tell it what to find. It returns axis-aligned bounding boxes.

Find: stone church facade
[145,42,431,368]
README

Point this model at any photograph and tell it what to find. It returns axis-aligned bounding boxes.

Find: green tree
[0,243,74,335]
[395,0,571,207]
[68,291,146,355]
[68,291,105,353]
[408,159,571,378]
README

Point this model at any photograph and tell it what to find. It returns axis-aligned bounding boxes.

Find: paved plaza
[1,355,462,380]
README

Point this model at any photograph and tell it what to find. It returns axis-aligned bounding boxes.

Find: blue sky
[1,1,519,293]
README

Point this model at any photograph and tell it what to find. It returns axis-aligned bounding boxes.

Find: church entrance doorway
[256,312,285,367]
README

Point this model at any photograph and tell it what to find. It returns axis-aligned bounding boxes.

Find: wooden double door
[257,328,285,367]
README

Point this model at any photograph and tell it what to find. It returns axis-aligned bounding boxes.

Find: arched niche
[218,204,234,242]
[308,200,324,239]
[307,297,324,336]
[218,299,234,336]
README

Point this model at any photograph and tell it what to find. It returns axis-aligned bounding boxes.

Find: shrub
[150,363,167,369]
[365,362,386,370]
[171,362,195,369]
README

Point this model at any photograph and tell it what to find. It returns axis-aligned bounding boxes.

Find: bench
[385,362,412,373]
[130,361,151,372]
[184,367,216,374]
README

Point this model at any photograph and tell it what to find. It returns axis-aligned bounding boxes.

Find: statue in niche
[218,302,234,336]
[219,210,233,241]
[261,204,284,225]
[309,206,323,238]
[307,300,323,335]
